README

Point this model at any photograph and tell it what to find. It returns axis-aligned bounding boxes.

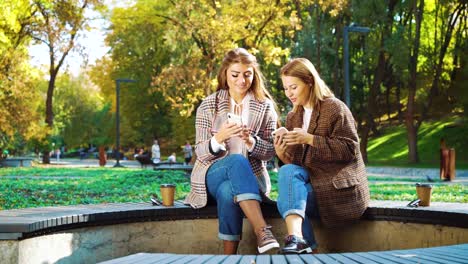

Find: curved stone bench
[0,157,34,167]
[0,201,467,264]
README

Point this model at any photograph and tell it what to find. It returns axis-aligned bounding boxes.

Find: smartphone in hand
[227,113,242,125]
[272,127,288,137]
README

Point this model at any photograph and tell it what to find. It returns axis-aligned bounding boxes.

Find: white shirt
[303,107,313,131]
[210,93,255,154]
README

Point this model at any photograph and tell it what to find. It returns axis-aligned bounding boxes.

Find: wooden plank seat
[98,244,468,264]
[0,201,467,264]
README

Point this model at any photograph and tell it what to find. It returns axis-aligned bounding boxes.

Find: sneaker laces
[284,235,296,244]
[258,225,275,242]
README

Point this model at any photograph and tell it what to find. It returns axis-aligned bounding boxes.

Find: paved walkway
[366,166,468,178]
[45,158,143,168]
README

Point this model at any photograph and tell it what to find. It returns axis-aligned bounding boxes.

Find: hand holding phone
[272,127,288,138]
[227,113,242,125]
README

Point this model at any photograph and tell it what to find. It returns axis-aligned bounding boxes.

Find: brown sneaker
[256,225,280,254]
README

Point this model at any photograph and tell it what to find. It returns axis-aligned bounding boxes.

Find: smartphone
[227,113,242,125]
[272,127,288,137]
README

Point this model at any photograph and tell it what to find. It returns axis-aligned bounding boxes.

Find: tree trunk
[405,0,424,163]
[42,70,58,164]
[396,82,403,124]
[332,20,342,97]
[315,6,321,73]
[99,146,107,166]
[359,123,370,164]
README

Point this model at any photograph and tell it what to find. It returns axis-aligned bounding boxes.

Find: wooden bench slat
[170,254,203,264]
[284,254,307,264]
[452,244,468,250]
[255,254,272,264]
[341,252,380,264]
[313,254,339,263]
[367,251,417,264]
[148,254,188,264]
[99,253,159,264]
[355,252,400,264]
[271,254,288,264]
[205,255,236,264]
[186,254,218,264]
[298,254,327,264]
[409,250,468,264]
[328,253,361,264]
[386,250,448,264]
[225,255,246,264]
[136,254,176,264]
[424,248,468,260]
[238,255,258,264]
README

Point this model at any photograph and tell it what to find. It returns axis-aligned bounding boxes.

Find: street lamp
[343,24,371,107]
[114,78,136,168]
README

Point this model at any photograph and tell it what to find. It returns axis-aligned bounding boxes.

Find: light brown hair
[217,48,272,103]
[280,58,334,112]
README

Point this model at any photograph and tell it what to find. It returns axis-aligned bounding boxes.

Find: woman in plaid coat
[274,58,370,254]
[184,48,280,254]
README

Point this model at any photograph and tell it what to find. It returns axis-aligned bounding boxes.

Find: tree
[29,0,103,163]
[0,0,43,153]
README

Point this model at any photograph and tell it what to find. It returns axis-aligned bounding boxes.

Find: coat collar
[216,89,266,134]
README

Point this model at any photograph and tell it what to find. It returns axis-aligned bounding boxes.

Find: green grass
[0,168,190,210]
[0,168,465,210]
[367,117,468,169]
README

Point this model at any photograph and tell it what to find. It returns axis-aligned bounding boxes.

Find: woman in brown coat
[274,58,370,254]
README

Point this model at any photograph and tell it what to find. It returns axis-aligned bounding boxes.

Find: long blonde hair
[216,48,280,124]
[217,48,272,102]
[280,58,334,112]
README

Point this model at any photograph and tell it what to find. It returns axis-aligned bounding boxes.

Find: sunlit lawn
[367,118,468,169]
[0,167,466,210]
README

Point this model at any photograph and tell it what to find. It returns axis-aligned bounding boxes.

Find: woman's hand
[274,134,291,163]
[214,122,243,144]
[282,128,314,146]
[239,125,254,149]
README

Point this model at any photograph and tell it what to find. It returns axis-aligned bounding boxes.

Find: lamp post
[114,78,136,168]
[343,24,370,107]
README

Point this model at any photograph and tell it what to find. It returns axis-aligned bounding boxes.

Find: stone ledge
[0,200,466,240]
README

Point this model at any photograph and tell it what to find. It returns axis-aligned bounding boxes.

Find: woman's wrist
[308,134,314,146]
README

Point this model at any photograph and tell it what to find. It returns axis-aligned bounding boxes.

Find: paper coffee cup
[160,184,176,206]
[416,183,433,206]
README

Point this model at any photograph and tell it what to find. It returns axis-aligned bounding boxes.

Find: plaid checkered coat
[285,97,370,227]
[184,89,278,209]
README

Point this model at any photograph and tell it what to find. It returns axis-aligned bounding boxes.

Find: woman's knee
[225,154,249,167]
[278,164,308,183]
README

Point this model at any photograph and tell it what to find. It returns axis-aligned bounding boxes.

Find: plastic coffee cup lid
[415,183,432,188]
[160,183,176,188]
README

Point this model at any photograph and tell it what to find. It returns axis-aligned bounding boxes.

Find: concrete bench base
[0,201,467,264]
[2,219,467,264]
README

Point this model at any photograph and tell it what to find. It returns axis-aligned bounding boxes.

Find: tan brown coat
[285,97,370,227]
[184,89,278,209]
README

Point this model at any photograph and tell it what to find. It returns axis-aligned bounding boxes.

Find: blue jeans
[206,154,262,241]
[276,164,319,249]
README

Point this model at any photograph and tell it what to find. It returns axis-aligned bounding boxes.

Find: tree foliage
[1,0,467,164]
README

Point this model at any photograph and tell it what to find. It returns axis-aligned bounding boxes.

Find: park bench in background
[135,155,153,168]
[0,200,467,263]
[0,157,34,167]
[153,162,193,174]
